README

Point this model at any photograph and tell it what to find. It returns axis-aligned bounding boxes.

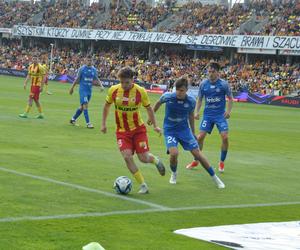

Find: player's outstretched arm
[145,105,161,135]
[101,102,111,133]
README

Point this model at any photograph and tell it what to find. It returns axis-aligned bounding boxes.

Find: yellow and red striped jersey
[28,63,46,86]
[106,83,150,132]
[41,63,49,76]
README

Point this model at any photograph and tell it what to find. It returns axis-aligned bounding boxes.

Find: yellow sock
[25,105,31,113]
[38,106,42,113]
[149,153,159,165]
[45,84,48,92]
[133,170,145,185]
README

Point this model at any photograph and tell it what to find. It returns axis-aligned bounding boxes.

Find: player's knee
[221,133,229,141]
[169,148,179,158]
[137,154,148,163]
[123,153,133,163]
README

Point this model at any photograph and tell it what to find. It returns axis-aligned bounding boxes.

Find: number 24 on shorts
[167,136,177,144]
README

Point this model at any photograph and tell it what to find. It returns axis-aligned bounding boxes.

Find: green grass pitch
[0,75,299,249]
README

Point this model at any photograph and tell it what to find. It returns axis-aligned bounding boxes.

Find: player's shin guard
[73,108,82,120]
[83,109,90,124]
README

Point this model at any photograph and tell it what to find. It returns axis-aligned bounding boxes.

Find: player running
[152,77,225,188]
[101,67,166,194]
[186,62,233,173]
[69,56,104,128]
[19,56,46,119]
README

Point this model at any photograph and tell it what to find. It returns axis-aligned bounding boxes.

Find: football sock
[45,84,48,92]
[83,109,90,124]
[170,164,177,173]
[206,166,215,177]
[73,108,82,120]
[221,150,228,162]
[25,105,31,113]
[133,170,145,184]
[148,153,159,165]
[38,106,42,113]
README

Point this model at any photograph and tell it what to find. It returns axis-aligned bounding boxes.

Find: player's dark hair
[117,67,135,79]
[208,62,220,71]
[175,77,188,89]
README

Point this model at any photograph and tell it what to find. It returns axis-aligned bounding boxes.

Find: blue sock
[221,150,228,162]
[170,165,177,173]
[83,109,90,124]
[73,108,82,120]
[206,166,215,177]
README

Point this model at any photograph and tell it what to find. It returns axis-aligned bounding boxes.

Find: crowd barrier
[1,68,298,108]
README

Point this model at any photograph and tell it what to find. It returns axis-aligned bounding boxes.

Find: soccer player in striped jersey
[19,56,46,119]
[101,67,166,194]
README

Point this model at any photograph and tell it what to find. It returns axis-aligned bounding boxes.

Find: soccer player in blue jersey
[186,62,233,172]
[69,56,104,128]
[152,77,225,188]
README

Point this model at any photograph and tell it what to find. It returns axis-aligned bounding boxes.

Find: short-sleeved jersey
[28,63,46,87]
[41,63,49,75]
[198,78,232,117]
[78,65,98,93]
[106,83,150,132]
[160,92,196,131]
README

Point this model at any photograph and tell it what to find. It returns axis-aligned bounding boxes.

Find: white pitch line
[0,166,169,210]
[0,201,300,223]
[0,209,161,223]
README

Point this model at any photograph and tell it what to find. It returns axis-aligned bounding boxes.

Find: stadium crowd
[255,0,300,36]
[0,43,299,96]
[0,0,298,35]
[98,0,175,31]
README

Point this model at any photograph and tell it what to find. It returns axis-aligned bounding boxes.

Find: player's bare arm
[148,100,162,125]
[95,76,104,91]
[224,96,233,119]
[69,76,80,95]
[145,105,161,134]
[194,97,202,120]
[101,102,111,133]
[24,75,30,90]
[189,112,195,135]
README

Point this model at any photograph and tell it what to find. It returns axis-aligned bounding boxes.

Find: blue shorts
[200,115,228,134]
[80,92,91,105]
[164,128,198,151]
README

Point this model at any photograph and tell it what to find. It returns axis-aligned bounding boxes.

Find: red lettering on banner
[281,99,299,105]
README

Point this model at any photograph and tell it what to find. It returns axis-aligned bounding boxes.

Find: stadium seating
[0,0,298,35]
[0,44,298,96]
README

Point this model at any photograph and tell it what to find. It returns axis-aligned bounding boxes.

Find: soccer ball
[113,176,132,195]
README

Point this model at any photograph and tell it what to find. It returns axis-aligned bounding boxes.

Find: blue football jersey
[198,78,232,117]
[160,92,196,131]
[78,65,98,93]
